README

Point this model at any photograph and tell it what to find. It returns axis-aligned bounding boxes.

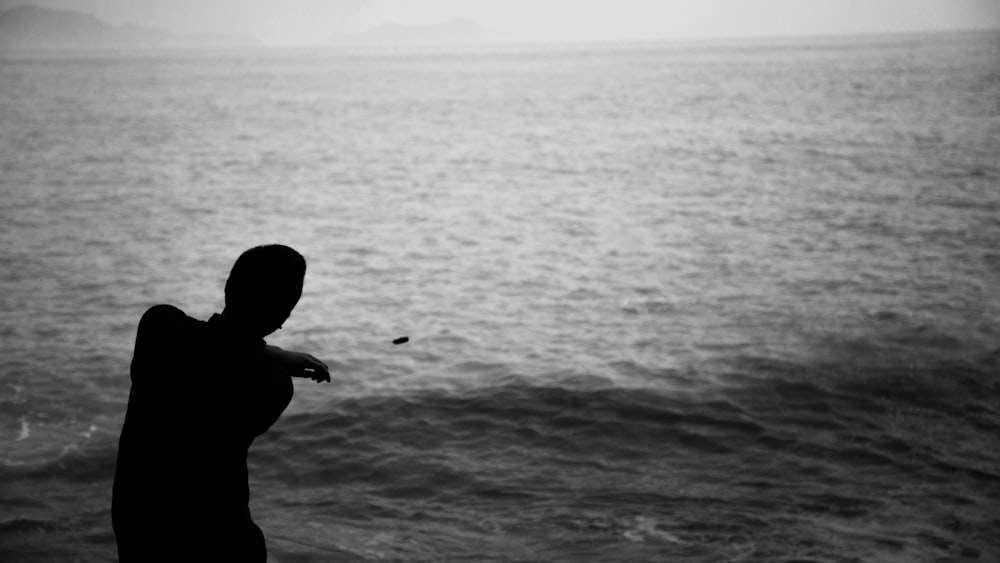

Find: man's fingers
[302,365,330,383]
[308,355,330,382]
[291,352,330,383]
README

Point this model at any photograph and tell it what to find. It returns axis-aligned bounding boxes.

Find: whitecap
[16,419,30,441]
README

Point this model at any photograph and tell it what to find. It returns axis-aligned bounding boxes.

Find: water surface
[1,31,999,562]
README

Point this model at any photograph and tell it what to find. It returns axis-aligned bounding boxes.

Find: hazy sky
[5,0,1000,45]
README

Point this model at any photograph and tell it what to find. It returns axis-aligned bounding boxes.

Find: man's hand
[264,345,331,382]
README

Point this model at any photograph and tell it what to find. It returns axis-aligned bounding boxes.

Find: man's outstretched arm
[263,345,331,382]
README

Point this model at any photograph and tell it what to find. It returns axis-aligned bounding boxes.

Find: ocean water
[1,31,999,562]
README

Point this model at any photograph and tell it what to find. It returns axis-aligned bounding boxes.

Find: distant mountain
[0,4,259,50]
[326,18,520,47]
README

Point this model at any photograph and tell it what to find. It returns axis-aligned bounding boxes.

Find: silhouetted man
[112,244,329,562]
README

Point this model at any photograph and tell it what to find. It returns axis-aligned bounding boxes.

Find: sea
[1,31,999,562]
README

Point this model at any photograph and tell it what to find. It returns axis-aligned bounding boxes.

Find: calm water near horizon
[1,31,999,562]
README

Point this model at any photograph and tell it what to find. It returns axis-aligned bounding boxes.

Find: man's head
[224,244,306,337]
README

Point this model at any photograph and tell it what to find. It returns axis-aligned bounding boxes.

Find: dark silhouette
[112,245,329,562]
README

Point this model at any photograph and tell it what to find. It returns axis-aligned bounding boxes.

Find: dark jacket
[112,304,293,562]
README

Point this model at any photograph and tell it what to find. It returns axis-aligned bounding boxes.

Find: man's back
[112,304,293,562]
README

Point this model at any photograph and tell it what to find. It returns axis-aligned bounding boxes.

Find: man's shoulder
[138,304,202,335]
[142,303,185,319]
[131,304,212,372]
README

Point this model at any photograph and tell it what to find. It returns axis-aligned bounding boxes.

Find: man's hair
[224,245,306,313]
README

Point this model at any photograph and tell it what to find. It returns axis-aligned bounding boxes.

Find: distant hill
[0,4,259,50]
[326,18,520,47]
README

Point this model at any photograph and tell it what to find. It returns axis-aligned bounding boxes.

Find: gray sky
[5,0,1000,45]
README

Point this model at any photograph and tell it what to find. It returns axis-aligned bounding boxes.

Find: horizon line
[2,4,999,50]
[1,26,997,53]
